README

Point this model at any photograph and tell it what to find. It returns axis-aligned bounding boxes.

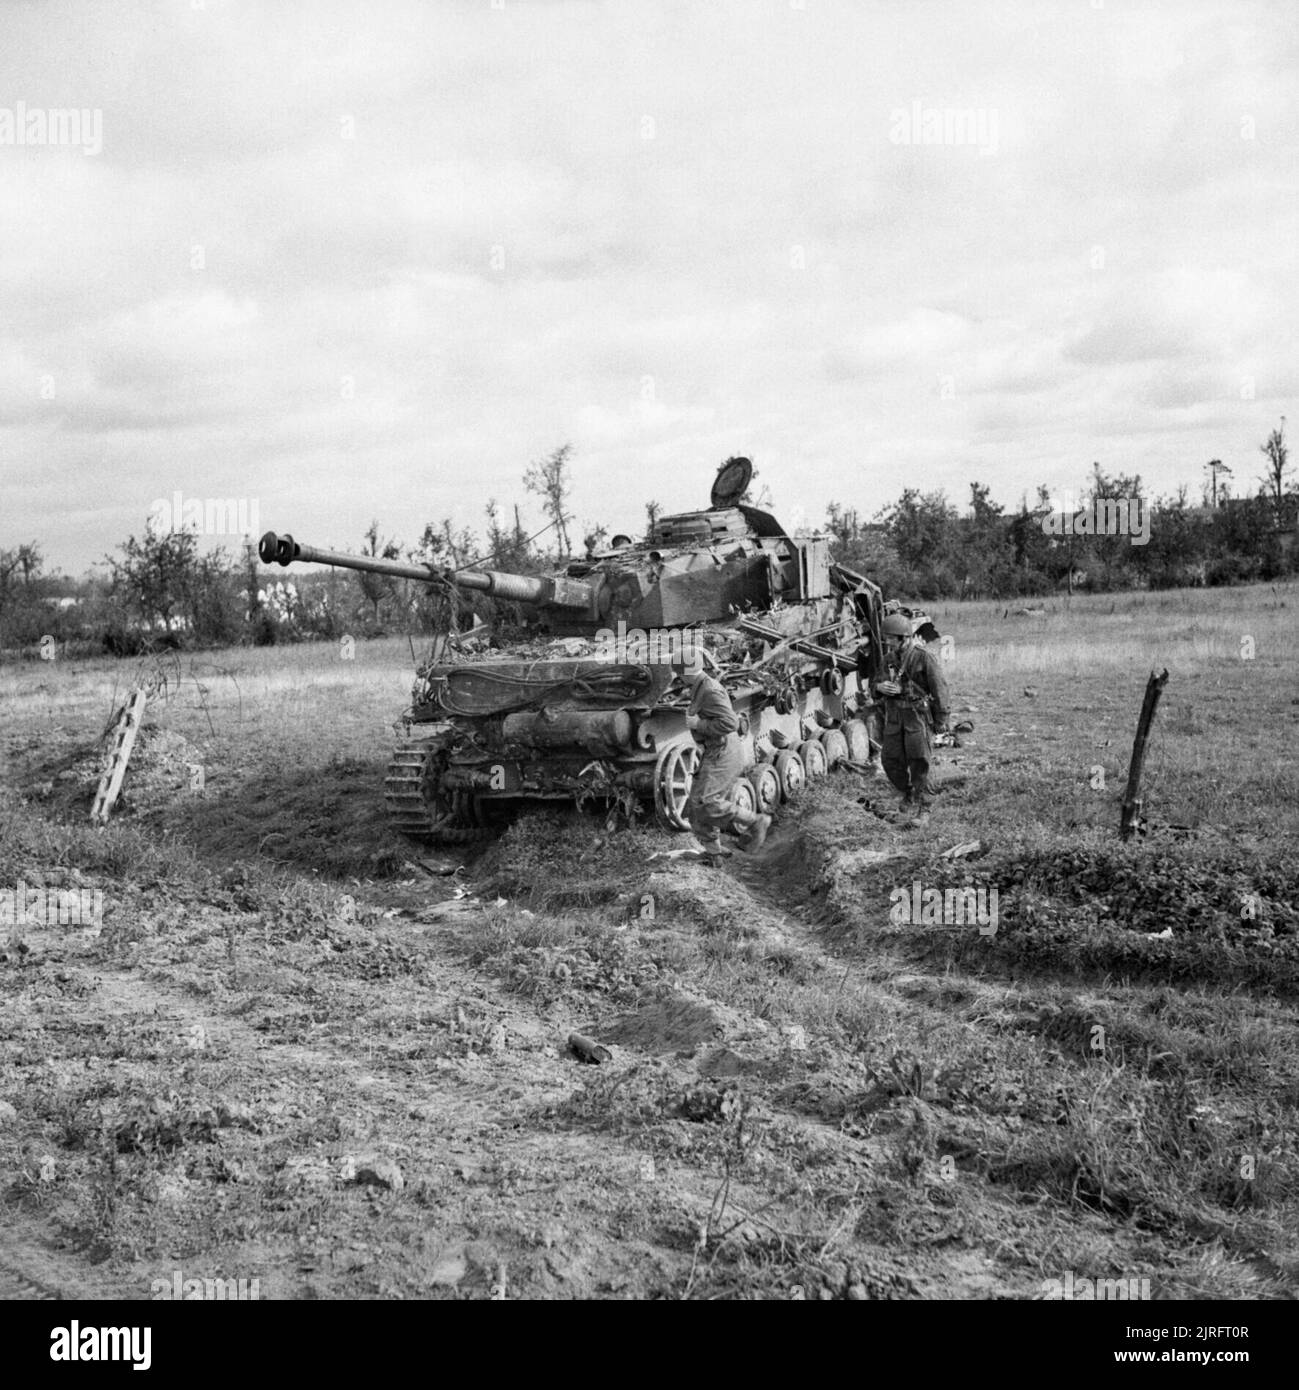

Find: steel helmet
[669,647,713,677]
[881,614,912,637]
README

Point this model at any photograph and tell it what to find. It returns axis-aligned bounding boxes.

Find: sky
[2,0,1296,576]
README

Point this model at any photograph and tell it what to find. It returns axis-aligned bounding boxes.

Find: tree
[0,543,50,650]
[1076,461,1144,590]
[1208,495,1281,583]
[105,526,240,648]
[0,545,36,602]
[877,489,947,568]
[645,500,662,537]
[1204,459,1232,509]
[1138,486,1210,588]
[485,500,507,564]
[107,528,198,630]
[357,520,401,627]
[411,519,488,636]
[0,542,44,610]
[871,489,962,599]
[825,502,863,548]
[15,542,42,589]
[1259,418,1289,513]
[241,539,275,644]
[524,443,574,555]
[958,483,1013,597]
[967,482,1002,527]
[1007,494,1053,592]
[484,499,532,571]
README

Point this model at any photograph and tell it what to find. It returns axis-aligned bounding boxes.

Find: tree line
[831,423,1296,600]
[2,424,1294,657]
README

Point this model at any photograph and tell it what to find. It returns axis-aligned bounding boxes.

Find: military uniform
[683,672,763,850]
[876,642,950,811]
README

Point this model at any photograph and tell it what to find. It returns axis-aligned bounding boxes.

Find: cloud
[2,0,1296,573]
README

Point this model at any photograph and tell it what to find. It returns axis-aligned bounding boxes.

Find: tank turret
[261,458,844,637]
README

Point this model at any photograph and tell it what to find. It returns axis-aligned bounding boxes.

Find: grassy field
[1,581,1296,1300]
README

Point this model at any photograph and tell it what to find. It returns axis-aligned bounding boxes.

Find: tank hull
[384,601,884,842]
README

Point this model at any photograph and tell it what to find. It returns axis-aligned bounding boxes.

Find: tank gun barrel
[258,532,595,612]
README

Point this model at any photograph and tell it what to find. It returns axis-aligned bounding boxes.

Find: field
[1,583,1297,1301]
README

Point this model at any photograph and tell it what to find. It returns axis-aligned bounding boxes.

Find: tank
[259,457,924,844]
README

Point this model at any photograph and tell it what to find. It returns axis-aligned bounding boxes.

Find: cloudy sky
[2,0,1296,575]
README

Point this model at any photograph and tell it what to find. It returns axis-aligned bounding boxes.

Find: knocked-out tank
[260,457,925,844]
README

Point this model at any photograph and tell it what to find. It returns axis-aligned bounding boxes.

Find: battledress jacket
[686,672,744,806]
[882,643,952,734]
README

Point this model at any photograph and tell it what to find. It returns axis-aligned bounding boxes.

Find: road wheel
[654,741,698,831]
[798,739,828,779]
[747,763,781,814]
[820,667,845,697]
[843,719,872,764]
[773,750,806,801]
[731,777,758,816]
[820,728,850,770]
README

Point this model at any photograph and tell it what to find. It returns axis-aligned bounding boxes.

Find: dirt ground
[2,592,1297,1300]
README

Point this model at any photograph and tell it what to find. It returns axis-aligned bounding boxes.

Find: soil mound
[39,725,206,820]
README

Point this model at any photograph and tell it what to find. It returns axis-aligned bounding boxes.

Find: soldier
[671,652,771,856]
[873,613,950,827]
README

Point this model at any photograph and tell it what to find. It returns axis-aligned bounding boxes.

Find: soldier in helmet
[873,613,950,827]
[671,651,771,857]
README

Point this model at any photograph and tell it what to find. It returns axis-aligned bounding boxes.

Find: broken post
[1120,669,1169,840]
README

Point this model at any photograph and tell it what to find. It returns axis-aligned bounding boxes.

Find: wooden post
[1120,669,1169,839]
[91,686,150,825]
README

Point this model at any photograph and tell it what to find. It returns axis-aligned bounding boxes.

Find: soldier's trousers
[881,711,934,807]
[686,735,760,847]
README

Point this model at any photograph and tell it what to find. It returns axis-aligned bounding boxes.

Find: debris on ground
[91,686,150,825]
[567,1033,613,1065]
[404,858,463,878]
[349,1156,405,1192]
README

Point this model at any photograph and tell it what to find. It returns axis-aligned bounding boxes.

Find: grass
[0,582,1295,1299]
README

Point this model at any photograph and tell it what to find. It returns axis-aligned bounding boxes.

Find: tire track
[0,1259,62,1301]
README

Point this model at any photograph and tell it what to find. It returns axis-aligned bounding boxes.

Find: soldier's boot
[866,739,884,775]
[739,814,772,853]
[692,831,731,859]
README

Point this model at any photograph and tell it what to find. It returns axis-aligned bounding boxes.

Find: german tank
[259,457,910,844]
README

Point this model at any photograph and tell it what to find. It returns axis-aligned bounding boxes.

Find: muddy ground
[2,604,1297,1300]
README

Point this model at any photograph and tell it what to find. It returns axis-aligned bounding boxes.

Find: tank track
[383,744,491,844]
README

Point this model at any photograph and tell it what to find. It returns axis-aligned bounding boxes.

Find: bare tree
[524,443,573,555]
[826,501,862,546]
[0,543,43,630]
[1204,458,1232,509]
[16,542,42,588]
[1259,418,1289,512]
[0,548,26,604]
